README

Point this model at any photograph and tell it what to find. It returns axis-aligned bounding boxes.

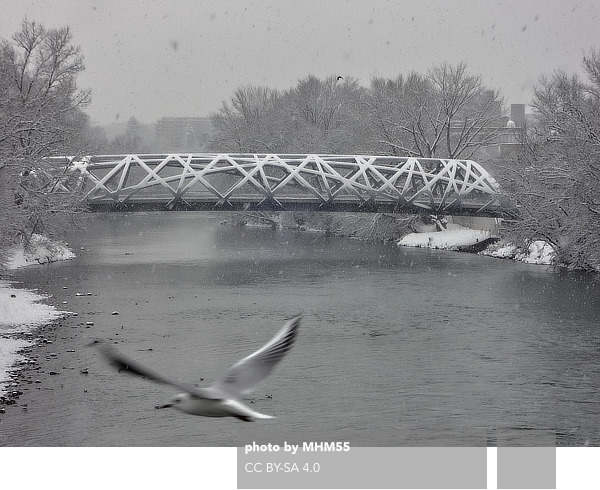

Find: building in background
[495,104,527,158]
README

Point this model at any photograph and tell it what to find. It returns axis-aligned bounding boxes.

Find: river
[1,212,599,447]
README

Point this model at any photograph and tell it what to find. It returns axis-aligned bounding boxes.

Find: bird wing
[212,315,301,397]
[94,342,221,400]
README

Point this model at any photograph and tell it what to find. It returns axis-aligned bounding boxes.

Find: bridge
[51,153,513,217]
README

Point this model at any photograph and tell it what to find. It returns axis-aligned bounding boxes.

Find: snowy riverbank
[0,281,66,396]
[6,234,75,269]
[397,223,495,251]
[397,224,555,266]
[0,236,74,396]
[479,239,555,265]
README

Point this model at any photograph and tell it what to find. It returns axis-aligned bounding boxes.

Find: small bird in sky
[95,315,301,422]
[337,75,344,81]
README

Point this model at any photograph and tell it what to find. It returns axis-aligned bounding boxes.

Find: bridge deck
[85,195,509,217]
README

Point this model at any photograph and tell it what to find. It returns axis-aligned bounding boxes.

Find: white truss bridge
[51,153,512,216]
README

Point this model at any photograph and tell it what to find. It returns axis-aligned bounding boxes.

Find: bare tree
[209,76,366,154]
[287,75,366,153]
[208,85,285,152]
[362,73,431,156]
[428,63,503,158]
[363,63,504,159]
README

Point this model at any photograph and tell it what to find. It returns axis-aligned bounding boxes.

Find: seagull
[95,315,301,422]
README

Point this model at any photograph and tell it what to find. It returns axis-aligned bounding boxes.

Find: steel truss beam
[53,154,512,216]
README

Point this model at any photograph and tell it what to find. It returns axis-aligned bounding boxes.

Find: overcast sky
[2,0,599,125]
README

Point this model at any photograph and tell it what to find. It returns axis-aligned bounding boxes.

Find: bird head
[157,393,187,410]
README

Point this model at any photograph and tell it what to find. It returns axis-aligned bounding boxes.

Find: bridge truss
[55,153,510,216]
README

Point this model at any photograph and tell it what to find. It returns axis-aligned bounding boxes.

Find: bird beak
[156,403,173,409]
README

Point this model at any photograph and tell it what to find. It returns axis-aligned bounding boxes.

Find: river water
[2,212,600,447]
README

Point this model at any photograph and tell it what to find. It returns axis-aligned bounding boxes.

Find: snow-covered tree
[0,19,90,157]
[0,19,90,262]
[500,50,600,271]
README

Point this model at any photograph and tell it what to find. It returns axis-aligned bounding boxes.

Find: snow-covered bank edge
[397,224,495,251]
[6,233,75,269]
[222,214,557,266]
[397,224,555,266]
[0,235,75,397]
[0,281,67,397]
[479,239,555,265]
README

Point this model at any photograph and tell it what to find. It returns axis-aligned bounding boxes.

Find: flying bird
[95,315,301,422]
[337,75,344,81]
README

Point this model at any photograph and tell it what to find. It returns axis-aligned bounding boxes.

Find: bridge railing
[47,153,514,217]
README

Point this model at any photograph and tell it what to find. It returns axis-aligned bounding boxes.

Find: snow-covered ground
[398,224,555,266]
[0,236,74,395]
[397,223,493,250]
[481,239,555,265]
[7,233,75,269]
[0,281,66,394]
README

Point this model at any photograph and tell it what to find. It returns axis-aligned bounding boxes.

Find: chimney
[510,104,526,129]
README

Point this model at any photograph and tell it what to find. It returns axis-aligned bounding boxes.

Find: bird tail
[250,411,275,420]
[223,399,275,422]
